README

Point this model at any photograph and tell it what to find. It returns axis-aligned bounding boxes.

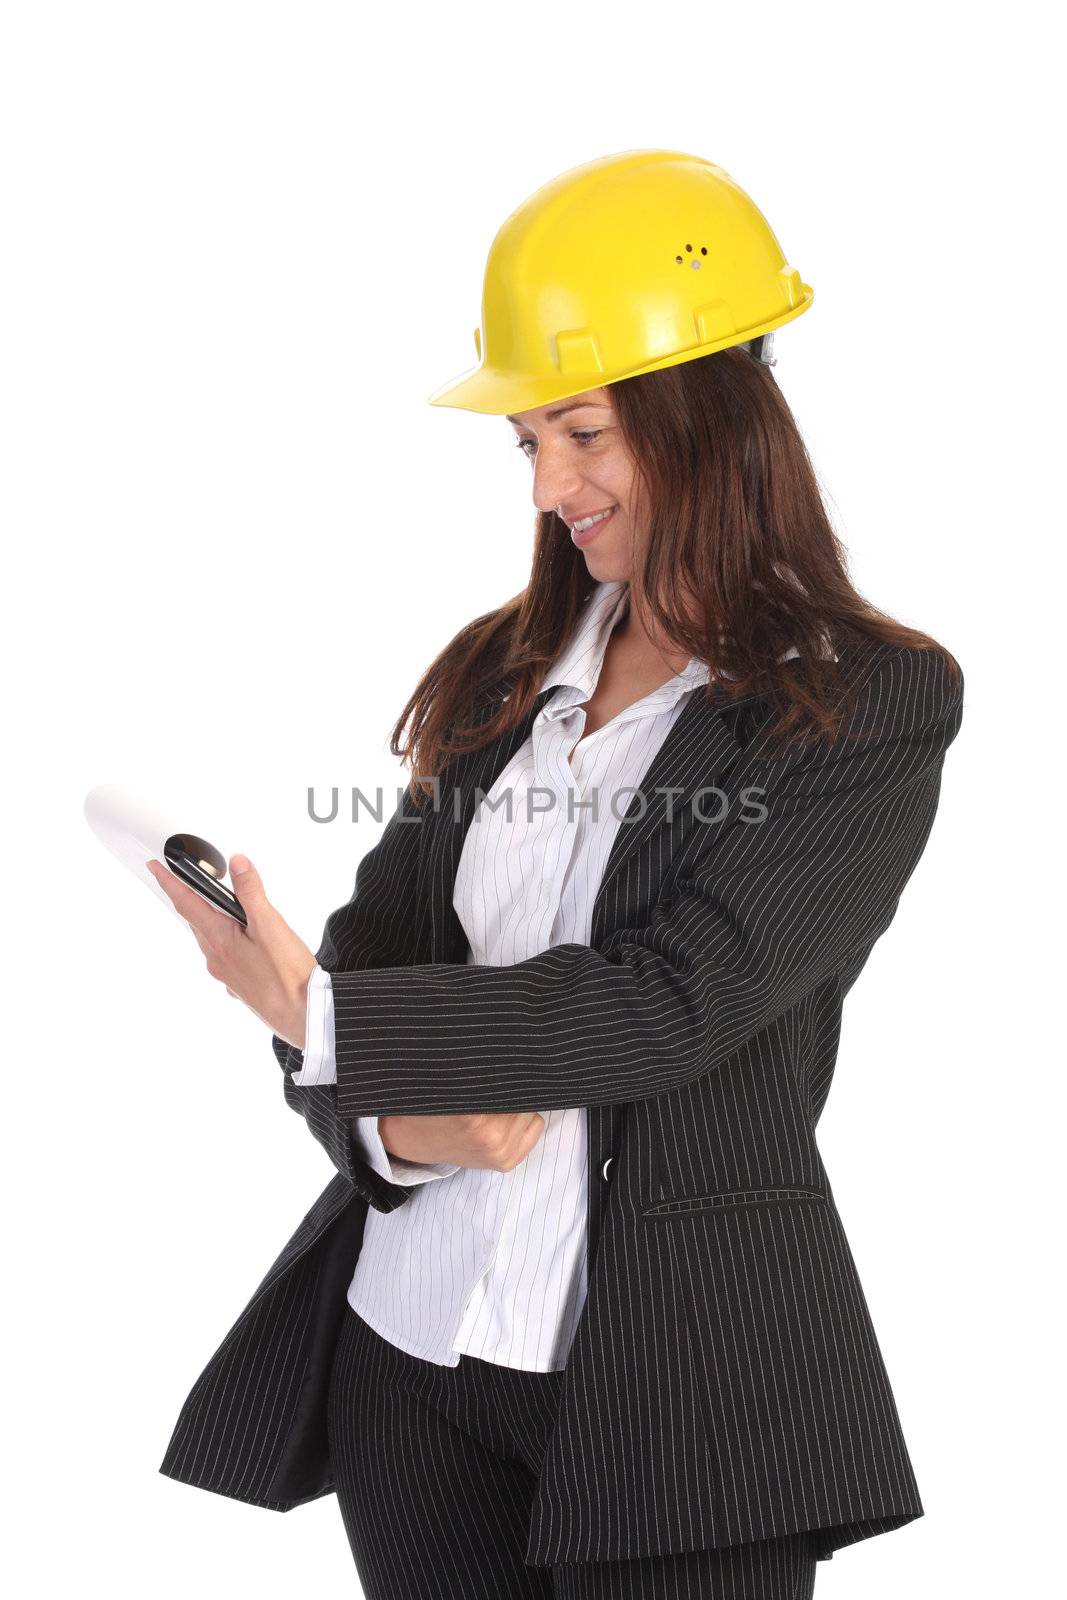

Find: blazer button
[600,1156,615,1181]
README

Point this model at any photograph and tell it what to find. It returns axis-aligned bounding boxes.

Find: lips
[567,505,617,531]
[570,505,618,546]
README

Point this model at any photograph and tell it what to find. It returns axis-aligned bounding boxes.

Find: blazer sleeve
[291,963,462,1183]
[323,646,964,1119]
[272,781,430,1211]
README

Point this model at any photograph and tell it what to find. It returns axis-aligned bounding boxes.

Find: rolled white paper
[83,783,229,922]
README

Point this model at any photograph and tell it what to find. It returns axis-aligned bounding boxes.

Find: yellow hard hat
[427,149,814,417]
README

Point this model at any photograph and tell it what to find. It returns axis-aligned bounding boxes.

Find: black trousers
[326,1301,818,1600]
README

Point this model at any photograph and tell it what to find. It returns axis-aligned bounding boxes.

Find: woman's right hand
[377,1112,547,1173]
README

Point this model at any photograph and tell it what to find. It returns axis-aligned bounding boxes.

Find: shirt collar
[526,578,836,716]
[537,582,710,720]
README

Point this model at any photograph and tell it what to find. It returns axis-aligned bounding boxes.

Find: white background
[3,3,1061,1595]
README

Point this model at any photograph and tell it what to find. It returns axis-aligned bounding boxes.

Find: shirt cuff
[289,962,338,1087]
[352,1114,462,1187]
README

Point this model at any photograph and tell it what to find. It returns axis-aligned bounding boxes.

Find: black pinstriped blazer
[159,632,964,1569]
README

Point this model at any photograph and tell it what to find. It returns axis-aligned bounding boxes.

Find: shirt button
[600,1156,615,1181]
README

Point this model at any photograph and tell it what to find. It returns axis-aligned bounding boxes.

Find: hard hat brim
[427,288,813,416]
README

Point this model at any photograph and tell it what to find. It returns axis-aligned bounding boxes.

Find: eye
[514,429,604,458]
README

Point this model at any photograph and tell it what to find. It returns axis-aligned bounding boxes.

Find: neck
[612,587,693,677]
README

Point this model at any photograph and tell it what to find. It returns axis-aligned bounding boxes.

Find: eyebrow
[505,402,611,426]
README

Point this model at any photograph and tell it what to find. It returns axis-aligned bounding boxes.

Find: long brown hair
[392,346,959,801]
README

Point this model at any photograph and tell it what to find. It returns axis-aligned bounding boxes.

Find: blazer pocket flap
[643,1185,828,1219]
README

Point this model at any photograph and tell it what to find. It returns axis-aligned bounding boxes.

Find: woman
[153,151,964,1599]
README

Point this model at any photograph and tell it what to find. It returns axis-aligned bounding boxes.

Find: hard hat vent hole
[675,243,709,265]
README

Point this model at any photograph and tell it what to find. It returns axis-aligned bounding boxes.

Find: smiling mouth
[570,505,618,545]
[568,505,617,529]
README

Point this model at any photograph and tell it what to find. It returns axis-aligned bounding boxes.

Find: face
[506,387,639,581]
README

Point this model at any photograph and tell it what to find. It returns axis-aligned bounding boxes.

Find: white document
[83,783,245,924]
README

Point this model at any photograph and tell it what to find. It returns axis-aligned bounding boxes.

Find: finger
[145,857,187,907]
[146,859,233,942]
[516,1113,547,1160]
[145,857,208,922]
[228,855,271,934]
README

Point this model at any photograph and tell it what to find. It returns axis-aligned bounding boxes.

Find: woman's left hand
[145,854,317,1049]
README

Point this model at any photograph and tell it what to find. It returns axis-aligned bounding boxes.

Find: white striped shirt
[292,579,710,1369]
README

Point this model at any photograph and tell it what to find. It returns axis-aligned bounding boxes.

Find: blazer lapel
[587,686,751,943]
[419,681,755,963]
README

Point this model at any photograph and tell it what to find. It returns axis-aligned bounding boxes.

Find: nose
[530,444,586,518]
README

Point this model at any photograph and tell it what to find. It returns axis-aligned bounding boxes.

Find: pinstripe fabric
[327,1300,818,1598]
[295,579,718,1370]
[159,625,964,1571]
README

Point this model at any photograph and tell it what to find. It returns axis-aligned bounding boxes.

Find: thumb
[229,854,270,923]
